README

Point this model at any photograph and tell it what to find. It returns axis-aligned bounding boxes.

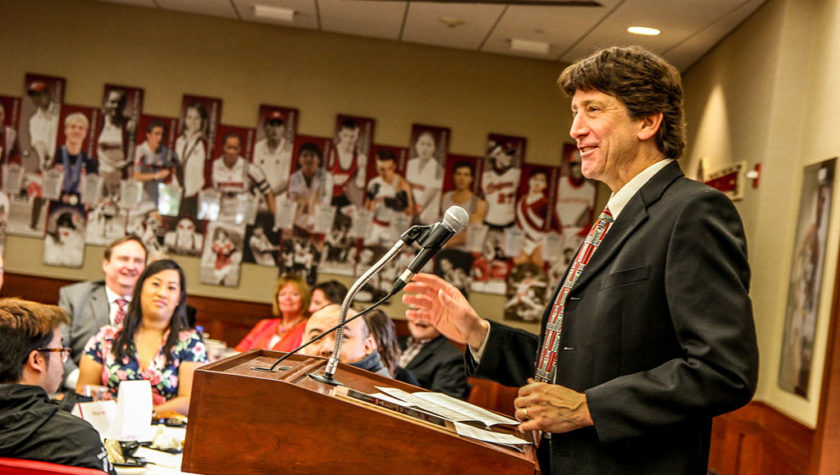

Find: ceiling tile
[561,0,754,63]
[155,0,239,19]
[319,0,407,41]
[401,2,506,50]
[482,1,621,60]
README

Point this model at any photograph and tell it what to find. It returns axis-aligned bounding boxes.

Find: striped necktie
[534,207,614,383]
[114,298,128,326]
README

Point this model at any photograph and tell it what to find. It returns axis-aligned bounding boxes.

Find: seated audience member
[0,298,115,474]
[235,274,311,352]
[308,280,348,314]
[76,260,206,417]
[364,309,419,385]
[302,304,389,377]
[399,319,470,400]
[59,235,148,390]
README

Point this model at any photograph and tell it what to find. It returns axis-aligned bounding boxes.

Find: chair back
[0,457,108,474]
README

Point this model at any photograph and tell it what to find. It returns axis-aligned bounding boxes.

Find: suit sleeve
[586,190,759,444]
[57,286,80,377]
[469,320,540,388]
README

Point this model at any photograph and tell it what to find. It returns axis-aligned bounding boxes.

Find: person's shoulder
[59,280,105,296]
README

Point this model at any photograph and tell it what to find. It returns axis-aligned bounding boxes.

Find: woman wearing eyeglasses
[75,259,207,417]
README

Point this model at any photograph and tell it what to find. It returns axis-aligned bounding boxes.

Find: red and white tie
[534,207,614,383]
[114,298,128,326]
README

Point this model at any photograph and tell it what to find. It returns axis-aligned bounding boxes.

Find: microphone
[390,206,469,294]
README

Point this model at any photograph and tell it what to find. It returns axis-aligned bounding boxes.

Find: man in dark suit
[398,319,470,400]
[402,45,758,474]
[58,235,147,390]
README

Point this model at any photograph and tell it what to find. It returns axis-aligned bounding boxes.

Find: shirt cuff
[468,325,491,363]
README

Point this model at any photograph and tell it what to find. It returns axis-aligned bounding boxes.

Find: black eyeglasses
[37,347,72,363]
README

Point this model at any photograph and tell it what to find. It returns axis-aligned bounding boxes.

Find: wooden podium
[182,350,538,474]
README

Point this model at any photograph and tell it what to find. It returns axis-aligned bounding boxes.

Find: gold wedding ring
[522,407,530,420]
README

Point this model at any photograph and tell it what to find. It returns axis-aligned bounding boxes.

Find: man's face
[376,159,396,181]
[407,319,440,341]
[264,121,285,142]
[570,89,643,191]
[41,329,65,394]
[302,305,374,364]
[104,91,123,118]
[299,150,319,176]
[146,126,164,150]
[31,90,50,109]
[64,119,88,145]
[453,166,473,191]
[102,240,147,296]
[337,127,359,149]
[223,136,241,164]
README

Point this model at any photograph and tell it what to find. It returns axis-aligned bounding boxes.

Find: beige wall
[0,0,585,333]
[683,0,840,427]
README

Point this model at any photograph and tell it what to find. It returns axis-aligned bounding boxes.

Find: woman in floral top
[76,259,207,417]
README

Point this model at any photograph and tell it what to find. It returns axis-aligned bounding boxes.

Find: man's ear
[27,349,47,375]
[637,112,664,141]
[364,336,377,356]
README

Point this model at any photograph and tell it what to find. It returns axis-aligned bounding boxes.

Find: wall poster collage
[0,72,597,319]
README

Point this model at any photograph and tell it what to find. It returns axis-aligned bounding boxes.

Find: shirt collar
[606,159,674,219]
[104,285,131,304]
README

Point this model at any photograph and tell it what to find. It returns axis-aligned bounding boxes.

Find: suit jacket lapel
[572,161,683,291]
[406,336,443,369]
[89,284,110,327]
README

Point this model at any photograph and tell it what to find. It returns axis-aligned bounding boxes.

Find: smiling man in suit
[58,235,147,390]
[402,45,759,474]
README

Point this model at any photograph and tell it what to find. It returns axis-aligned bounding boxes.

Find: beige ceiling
[98,0,768,71]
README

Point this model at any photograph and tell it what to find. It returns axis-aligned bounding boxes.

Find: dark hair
[146,119,167,134]
[558,45,685,159]
[104,235,147,262]
[223,132,241,145]
[298,142,323,164]
[453,160,474,175]
[376,149,396,162]
[339,118,359,131]
[0,298,69,383]
[364,309,400,377]
[312,280,348,306]
[272,274,311,318]
[113,260,189,366]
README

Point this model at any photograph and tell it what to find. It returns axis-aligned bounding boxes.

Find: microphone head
[442,206,470,233]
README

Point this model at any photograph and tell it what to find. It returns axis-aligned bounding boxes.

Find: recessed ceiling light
[253,4,295,22]
[440,17,465,28]
[627,26,661,36]
[509,38,550,55]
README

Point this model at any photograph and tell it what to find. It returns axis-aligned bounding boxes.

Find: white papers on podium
[376,387,519,427]
[454,422,532,446]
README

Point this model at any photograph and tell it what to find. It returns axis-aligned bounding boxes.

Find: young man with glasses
[0,298,115,474]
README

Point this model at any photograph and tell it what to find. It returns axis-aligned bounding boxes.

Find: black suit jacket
[399,335,470,400]
[471,162,759,474]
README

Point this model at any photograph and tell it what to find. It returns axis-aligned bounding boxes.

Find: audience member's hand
[402,273,488,349]
[514,378,594,434]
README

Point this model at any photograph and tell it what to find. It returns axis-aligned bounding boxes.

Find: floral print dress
[84,325,208,405]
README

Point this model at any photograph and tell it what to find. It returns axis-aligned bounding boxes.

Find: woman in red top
[235,274,311,352]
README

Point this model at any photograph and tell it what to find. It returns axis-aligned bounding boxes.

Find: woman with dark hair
[76,259,207,417]
[364,309,419,385]
[308,280,348,314]
[235,274,311,352]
